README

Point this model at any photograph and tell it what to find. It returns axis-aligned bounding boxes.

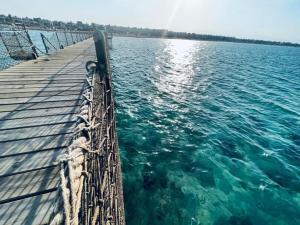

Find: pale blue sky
[1,0,300,43]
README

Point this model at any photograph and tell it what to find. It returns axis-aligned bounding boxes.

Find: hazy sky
[1,0,300,43]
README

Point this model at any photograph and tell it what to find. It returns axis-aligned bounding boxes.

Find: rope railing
[0,27,93,70]
[80,31,124,225]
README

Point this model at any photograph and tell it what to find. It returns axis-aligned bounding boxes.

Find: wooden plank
[0,99,81,112]
[0,72,86,76]
[0,95,82,105]
[0,133,71,157]
[0,71,86,74]
[0,66,87,69]
[0,79,84,84]
[0,68,87,71]
[0,114,77,129]
[0,66,85,68]
[0,148,64,175]
[0,106,79,120]
[0,190,58,225]
[0,167,59,200]
[0,75,86,79]
[0,78,85,82]
[0,83,84,89]
[0,123,75,142]
[0,90,83,98]
[0,86,83,94]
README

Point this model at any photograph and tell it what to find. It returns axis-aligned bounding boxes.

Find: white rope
[48,64,96,225]
[60,164,71,225]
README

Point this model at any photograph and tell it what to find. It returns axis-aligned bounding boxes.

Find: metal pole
[40,33,48,54]
[70,32,75,44]
[0,32,10,54]
[14,32,23,50]
[24,29,38,58]
[55,32,62,49]
[64,31,69,46]
[77,32,80,42]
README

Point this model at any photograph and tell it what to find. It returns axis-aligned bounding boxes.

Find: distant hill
[0,14,299,47]
[105,25,300,47]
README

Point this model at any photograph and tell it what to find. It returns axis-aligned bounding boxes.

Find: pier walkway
[0,35,124,225]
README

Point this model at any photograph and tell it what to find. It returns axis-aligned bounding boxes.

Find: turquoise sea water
[111,37,300,225]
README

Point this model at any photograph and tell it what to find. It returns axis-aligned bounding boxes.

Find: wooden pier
[0,33,124,225]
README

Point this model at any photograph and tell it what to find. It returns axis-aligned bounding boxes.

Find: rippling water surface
[111,37,300,225]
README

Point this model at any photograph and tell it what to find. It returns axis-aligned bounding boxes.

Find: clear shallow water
[111,37,300,225]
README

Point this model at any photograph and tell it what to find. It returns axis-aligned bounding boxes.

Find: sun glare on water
[154,39,198,101]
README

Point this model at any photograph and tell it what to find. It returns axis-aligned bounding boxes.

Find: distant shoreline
[1,23,298,48]
[113,33,300,48]
[0,13,299,48]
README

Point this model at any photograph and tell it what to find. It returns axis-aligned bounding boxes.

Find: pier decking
[0,39,96,224]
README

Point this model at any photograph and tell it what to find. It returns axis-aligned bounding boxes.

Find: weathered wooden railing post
[93,30,109,73]
[93,29,112,119]
[91,29,126,225]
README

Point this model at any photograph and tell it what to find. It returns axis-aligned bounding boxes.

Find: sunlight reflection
[154,39,198,101]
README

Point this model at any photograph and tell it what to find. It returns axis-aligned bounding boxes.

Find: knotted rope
[49,61,97,225]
